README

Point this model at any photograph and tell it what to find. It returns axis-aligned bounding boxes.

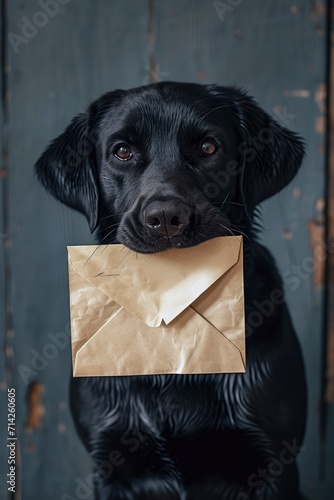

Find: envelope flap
[67,236,242,327]
[73,304,245,376]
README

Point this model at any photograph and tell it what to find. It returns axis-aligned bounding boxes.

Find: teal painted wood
[3,0,331,498]
[324,406,334,497]
[7,1,150,498]
[0,4,9,499]
[0,203,8,498]
[153,0,327,498]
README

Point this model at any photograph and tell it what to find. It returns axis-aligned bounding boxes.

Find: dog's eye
[114,144,133,161]
[201,141,217,156]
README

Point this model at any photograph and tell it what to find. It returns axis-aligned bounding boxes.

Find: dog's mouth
[112,205,239,254]
[116,230,202,254]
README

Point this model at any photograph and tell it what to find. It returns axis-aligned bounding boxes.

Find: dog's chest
[128,374,237,435]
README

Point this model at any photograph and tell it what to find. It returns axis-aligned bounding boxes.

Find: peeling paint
[316,197,325,212]
[316,115,326,134]
[315,83,326,136]
[58,423,67,433]
[307,214,326,288]
[282,229,293,240]
[293,187,301,198]
[325,5,334,404]
[283,89,310,98]
[315,83,326,113]
[313,0,326,17]
[310,0,326,20]
[325,330,334,402]
[7,328,14,338]
[25,382,45,432]
[5,346,13,357]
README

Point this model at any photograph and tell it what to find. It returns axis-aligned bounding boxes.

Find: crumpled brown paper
[67,236,245,376]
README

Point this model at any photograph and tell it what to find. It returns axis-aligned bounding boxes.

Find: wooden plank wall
[325,0,334,494]
[1,1,10,498]
[0,0,330,498]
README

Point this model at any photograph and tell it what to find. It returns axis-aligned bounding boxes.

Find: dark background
[0,0,333,499]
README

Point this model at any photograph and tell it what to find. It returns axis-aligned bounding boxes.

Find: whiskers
[81,244,108,270]
[189,189,244,210]
[100,225,119,243]
[81,220,120,269]
[204,205,251,243]
[97,211,122,223]
[219,221,250,243]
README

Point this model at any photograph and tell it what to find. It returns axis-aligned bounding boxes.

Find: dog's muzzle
[142,199,191,238]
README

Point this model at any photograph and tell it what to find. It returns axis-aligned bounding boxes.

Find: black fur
[36,82,307,499]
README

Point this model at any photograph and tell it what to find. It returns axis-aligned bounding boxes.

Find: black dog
[35,82,307,499]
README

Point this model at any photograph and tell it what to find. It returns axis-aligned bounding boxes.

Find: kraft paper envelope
[67,236,245,376]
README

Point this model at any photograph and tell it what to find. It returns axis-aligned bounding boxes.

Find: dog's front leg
[70,379,186,499]
[186,432,302,500]
[187,467,301,500]
[90,428,186,500]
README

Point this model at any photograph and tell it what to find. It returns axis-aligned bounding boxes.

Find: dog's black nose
[143,200,190,237]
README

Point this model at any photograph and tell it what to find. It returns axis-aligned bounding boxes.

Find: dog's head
[35,82,304,252]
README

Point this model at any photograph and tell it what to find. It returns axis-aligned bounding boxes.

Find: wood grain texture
[6,1,149,498]
[325,0,334,405]
[323,0,334,494]
[1,0,332,498]
[153,0,327,497]
[1,2,9,498]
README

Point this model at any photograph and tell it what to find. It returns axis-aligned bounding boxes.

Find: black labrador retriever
[35,82,307,500]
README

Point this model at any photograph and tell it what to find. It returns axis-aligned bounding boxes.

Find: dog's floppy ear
[232,88,305,219]
[35,110,99,232]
